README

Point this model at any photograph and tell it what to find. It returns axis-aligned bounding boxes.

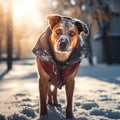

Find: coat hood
[32,27,87,66]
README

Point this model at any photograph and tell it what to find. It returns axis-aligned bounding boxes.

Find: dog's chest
[40,60,79,89]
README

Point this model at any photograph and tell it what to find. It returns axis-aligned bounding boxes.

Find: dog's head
[47,14,89,62]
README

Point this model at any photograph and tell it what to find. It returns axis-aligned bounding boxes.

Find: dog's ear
[47,14,62,29]
[74,19,89,35]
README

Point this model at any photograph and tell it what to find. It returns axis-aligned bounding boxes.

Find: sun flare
[12,0,43,28]
[13,0,36,18]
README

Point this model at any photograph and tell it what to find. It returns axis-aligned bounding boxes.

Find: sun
[12,0,43,28]
[13,0,36,18]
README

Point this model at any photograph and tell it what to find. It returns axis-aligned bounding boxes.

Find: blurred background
[0,0,120,72]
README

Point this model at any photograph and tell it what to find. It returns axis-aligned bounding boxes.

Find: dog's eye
[56,29,62,35]
[69,32,75,37]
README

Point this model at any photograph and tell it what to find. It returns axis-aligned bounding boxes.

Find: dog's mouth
[54,41,72,53]
[52,36,73,62]
[54,44,72,62]
[54,37,72,53]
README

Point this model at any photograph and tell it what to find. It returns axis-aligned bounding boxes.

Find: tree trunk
[7,0,13,70]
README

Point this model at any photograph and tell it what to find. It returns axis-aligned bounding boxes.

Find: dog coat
[32,27,87,89]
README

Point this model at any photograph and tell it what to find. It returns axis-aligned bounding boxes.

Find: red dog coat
[32,27,87,89]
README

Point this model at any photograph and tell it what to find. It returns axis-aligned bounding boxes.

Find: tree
[7,0,13,70]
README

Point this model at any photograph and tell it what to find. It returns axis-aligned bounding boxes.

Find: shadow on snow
[77,65,120,85]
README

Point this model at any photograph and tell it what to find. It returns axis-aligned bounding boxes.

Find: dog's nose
[59,39,68,48]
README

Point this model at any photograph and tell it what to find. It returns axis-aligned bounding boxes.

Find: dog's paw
[48,101,53,106]
[53,103,61,107]
[38,115,48,120]
[66,110,74,119]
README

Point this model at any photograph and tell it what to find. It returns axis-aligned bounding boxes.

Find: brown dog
[32,14,89,118]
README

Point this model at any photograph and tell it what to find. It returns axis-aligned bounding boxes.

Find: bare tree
[7,0,13,70]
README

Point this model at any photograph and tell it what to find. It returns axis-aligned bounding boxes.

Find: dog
[32,14,89,118]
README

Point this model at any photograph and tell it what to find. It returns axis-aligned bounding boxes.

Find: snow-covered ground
[0,59,120,120]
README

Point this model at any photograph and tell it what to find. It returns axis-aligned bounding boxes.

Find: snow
[0,59,120,120]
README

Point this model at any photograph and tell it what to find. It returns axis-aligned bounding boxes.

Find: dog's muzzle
[59,38,68,49]
[57,36,70,52]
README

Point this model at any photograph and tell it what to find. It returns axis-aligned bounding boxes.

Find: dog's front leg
[37,58,49,116]
[65,78,75,118]
[39,78,48,116]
